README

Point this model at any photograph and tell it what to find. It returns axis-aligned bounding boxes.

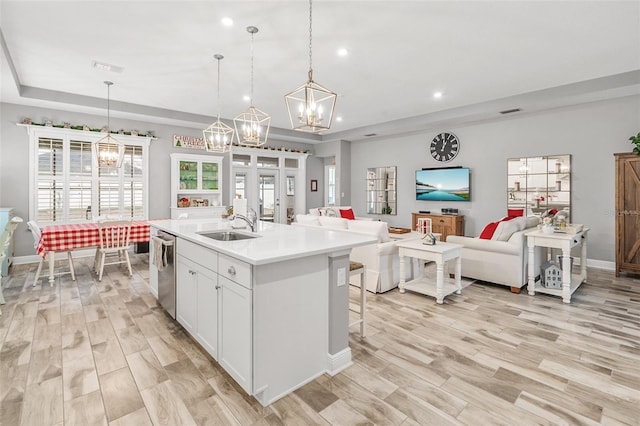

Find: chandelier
[284,0,337,133]
[234,26,271,147]
[203,54,234,153]
[95,81,125,168]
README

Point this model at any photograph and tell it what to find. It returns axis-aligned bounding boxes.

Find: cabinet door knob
[189,270,196,275]
[228,266,236,276]
[439,219,445,223]
[215,284,221,290]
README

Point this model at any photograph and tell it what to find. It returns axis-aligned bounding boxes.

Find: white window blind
[29,127,150,224]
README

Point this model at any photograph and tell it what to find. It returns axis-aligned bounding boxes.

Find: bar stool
[349,261,367,337]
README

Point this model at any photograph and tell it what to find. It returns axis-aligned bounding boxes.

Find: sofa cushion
[347,220,390,243]
[318,216,349,230]
[492,218,522,241]
[339,208,356,220]
[507,208,524,217]
[479,221,500,239]
[309,208,321,216]
[525,216,540,229]
[296,214,321,226]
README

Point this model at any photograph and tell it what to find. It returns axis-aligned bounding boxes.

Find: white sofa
[308,206,373,221]
[446,216,541,292]
[293,214,419,293]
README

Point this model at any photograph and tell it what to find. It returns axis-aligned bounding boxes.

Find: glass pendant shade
[285,0,337,133]
[234,26,270,147]
[285,70,337,133]
[95,81,125,168]
[203,54,234,153]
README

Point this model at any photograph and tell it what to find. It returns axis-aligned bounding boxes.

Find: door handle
[215,284,221,290]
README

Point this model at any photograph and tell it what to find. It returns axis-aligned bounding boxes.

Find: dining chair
[95,219,133,281]
[27,220,76,286]
[1,216,24,315]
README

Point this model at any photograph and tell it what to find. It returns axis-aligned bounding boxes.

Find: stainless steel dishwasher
[155,230,176,318]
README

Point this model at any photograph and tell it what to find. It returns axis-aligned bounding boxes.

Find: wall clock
[430,132,459,163]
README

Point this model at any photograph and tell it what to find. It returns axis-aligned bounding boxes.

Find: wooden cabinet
[170,153,225,219]
[412,213,464,241]
[615,153,640,276]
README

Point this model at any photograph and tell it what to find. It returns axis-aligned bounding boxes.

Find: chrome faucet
[229,208,258,232]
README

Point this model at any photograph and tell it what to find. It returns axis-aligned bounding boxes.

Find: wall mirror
[507,155,571,221]
[366,166,396,215]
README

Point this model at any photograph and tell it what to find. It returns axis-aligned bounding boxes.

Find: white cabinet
[219,275,252,393]
[175,238,251,392]
[176,238,220,358]
[0,208,15,276]
[196,265,219,358]
[170,153,225,219]
[176,255,198,334]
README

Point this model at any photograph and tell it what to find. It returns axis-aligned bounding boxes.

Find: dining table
[36,220,150,286]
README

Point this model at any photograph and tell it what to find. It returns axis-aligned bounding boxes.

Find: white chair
[27,220,76,287]
[1,217,24,314]
[95,219,132,281]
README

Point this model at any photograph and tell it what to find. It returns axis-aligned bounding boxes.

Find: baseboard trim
[586,259,615,271]
[326,347,352,376]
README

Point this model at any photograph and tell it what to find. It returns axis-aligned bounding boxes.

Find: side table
[397,240,464,304]
[526,228,589,303]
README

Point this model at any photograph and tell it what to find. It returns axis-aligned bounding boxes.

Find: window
[325,164,336,205]
[29,127,150,224]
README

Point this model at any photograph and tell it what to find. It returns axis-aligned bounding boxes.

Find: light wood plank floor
[1,254,639,425]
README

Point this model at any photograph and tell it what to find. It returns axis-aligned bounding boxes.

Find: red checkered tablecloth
[37,220,150,257]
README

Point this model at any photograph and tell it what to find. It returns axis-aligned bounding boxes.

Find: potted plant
[629,132,640,155]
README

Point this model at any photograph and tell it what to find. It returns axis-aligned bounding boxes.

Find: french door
[258,171,279,223]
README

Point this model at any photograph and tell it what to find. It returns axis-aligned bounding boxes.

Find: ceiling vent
[364,133,377,137]
[499,108,522,115]
[92,60,124,73]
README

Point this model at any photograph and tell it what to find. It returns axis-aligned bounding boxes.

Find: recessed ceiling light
[243,95,251,102]
[337,48,348,57]
[433,91,443,99]
[336,116,343,122]
[221,17,233,27]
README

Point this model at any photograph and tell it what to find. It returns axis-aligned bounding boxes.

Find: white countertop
[149,218,377,265]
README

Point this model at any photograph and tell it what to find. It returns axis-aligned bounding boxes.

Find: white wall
[0,102,314,257]
[350,95,640,262]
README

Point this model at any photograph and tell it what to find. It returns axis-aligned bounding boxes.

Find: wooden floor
[1,254,639,425]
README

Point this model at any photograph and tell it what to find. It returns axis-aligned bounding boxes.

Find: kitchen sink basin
[197,231,260,241]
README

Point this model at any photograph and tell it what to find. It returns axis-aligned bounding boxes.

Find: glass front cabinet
[170,153,225,219]
[507,155,571,220]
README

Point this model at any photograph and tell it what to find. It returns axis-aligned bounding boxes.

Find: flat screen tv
[416,168,470,201]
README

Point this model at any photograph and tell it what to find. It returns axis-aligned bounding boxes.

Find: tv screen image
[416,168,470,201]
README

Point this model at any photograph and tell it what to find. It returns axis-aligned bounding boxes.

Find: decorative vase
[542,224,554,234]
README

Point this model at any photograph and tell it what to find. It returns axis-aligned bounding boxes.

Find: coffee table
[397,239,464,304]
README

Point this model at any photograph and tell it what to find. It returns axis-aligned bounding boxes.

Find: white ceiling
[1,0,639,143]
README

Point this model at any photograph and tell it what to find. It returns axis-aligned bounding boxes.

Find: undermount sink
[197,231,260,241]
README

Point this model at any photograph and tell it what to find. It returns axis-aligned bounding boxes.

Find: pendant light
[203,54,234,153]
[234,26,271,147]
[284,0,337,133]
[95,81,125,168]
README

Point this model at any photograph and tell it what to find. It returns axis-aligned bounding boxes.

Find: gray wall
[0,102,314,257]
[350,95,640,263]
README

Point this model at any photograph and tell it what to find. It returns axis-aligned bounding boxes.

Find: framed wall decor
[310,179,318,192]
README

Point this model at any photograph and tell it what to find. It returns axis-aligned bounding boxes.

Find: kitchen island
[148,218,376,406]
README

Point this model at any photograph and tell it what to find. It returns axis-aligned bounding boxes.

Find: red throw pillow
[479,221,500,239]
[507,208,524,217]
[339,208,356,220]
